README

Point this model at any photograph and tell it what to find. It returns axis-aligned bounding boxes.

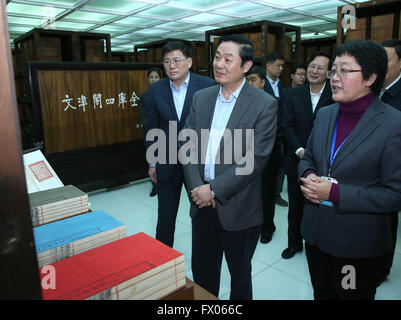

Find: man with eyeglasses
[140,41,215,248]
[379,39,401,285]
[281,51,333,259]
[258,52,288,244]
[290,64,307,89]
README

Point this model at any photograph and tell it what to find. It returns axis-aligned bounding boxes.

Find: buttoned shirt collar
[217,77,246,103]
[169,72,190,91]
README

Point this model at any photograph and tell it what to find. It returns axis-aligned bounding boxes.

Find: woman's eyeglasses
[327,69,363,79]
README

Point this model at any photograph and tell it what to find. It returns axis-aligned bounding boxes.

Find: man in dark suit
[281,51,333,259]
[140,41,215,248]
[380,39,401,282]
[259,52,287,244]
[381,40,401,111]
[183,34,277,299]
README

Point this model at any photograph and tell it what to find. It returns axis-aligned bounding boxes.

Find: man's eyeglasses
[294,73,306,77]
[163,58,188,66]
[326,69,363,79]
[308,64,327,72]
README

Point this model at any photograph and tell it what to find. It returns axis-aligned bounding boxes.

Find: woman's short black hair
[335,40,387,95]
[162,40,192,59]
[217,34,254,67]
[147,67,162,79]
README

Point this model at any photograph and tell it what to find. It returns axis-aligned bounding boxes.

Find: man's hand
[191,184,215,208]
[297,148,305,159]
[148,166,157,184]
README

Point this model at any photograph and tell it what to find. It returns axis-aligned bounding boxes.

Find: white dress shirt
[170,73,190,120]
[380,72,401,98]
[295,82,326,157]
[204,78,246,182]
[266,76,280,98]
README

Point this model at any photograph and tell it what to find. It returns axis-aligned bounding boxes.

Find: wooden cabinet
[205,20,301,87]
[13,29,112,149]
[300,37,337,65]
[28,62,163,191]
[337,0,401,45]
[133,39,208,75]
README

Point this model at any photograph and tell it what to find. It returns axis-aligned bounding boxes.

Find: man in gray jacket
[183,34,277,300]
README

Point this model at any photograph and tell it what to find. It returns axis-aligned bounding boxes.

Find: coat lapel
[313,81,332,118]
[200,85,220,173]
[163,78,179,121]
[323,103,340,175]
[305,84,314,119]
[330,98,384,172]
[179,72,196,127]
[216,81,253,157]
[264,80,274,97]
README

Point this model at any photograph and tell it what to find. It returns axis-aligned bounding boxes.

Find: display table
[165,278,218,300]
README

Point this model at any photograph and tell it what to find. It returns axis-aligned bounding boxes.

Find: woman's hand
[300,174,332,203]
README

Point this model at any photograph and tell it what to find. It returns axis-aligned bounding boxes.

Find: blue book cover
[33,210,125,254]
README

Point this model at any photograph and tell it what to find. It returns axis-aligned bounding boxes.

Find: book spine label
[31,206,43,226]
[49,243,74,262]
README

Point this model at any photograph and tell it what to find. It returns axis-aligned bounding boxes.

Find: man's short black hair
[217,34,254,66]
[307,51,332,70]
[381,39,401,59]
[246,65,266,80]
[265,52,284,64]
[291,64,306,74]
[162,40,192,59]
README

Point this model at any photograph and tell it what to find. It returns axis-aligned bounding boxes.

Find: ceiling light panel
[181,12,228,24]
[64,10,119,22]
[111,16,156,26]
[156,21,199,29]
[91,24,133,34]
[7,2,66,17]
[51,20,96,30]
[168,0,233,10]
[83,0,150,14]
[7,16,44,26]
[214,2,272,16]
[137,5,196,18]
[7,0,354,52]
[19,0,83,6]
[251,10,296,22]
[294,0,345,14]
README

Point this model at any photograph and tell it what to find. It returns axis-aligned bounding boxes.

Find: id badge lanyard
[328,119,348,177]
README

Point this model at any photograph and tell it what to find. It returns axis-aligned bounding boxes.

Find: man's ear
[243,60,253,74]
[187,57,193,69]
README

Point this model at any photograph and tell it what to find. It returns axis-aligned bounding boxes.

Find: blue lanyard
[329,119,347,176]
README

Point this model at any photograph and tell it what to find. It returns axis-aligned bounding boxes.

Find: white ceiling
[6,0,366,52]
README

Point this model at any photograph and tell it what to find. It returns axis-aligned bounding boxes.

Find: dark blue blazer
[299,98,401,258]
[264,78,284,137]
[381,76,401,112]
[282,82,333,178]
[140,72,215,181]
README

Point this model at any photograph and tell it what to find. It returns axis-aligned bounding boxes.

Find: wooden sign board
[36,68,147,153]
[28,62,162,191]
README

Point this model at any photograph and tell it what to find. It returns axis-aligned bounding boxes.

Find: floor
[88,178,401,300]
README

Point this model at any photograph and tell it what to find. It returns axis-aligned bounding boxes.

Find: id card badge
[319,176,338,207]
